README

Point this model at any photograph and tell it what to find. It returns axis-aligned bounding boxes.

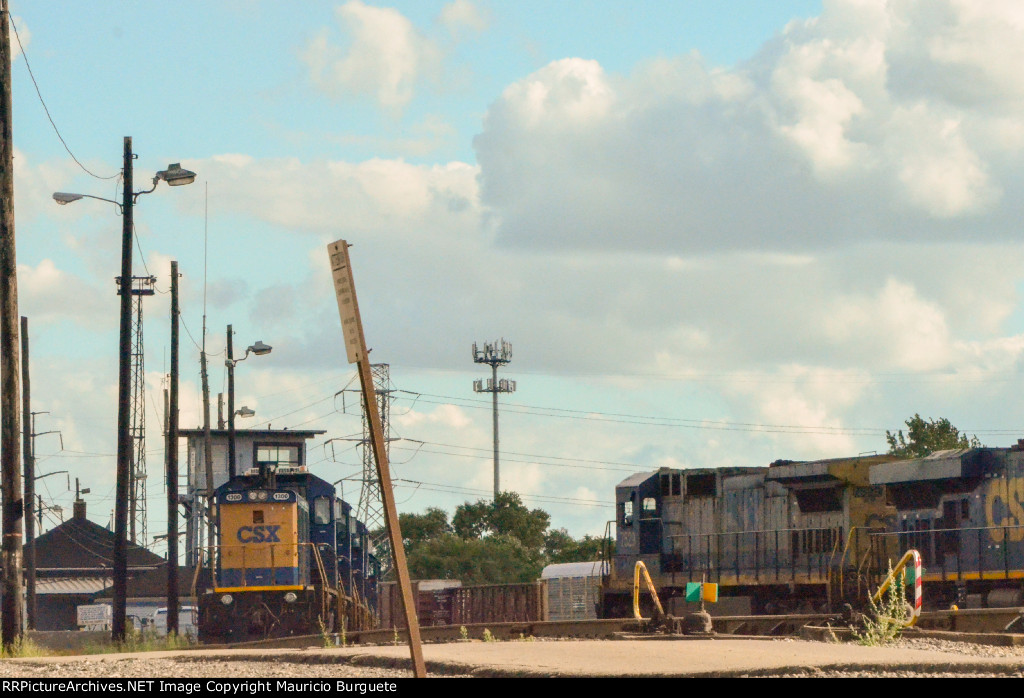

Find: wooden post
[0,0,23,650]
[167,261,180,634]
[21,317,33,629]
[328,240,425,677]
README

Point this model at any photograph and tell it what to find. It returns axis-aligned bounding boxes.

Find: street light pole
[54,139,195,643]
[227,324,235,479]
[226,333,271,480]
[112,136,134,643]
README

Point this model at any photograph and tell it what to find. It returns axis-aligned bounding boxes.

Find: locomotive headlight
[258,491,269,501]
[283,592,298,603]
[220,594,233,606]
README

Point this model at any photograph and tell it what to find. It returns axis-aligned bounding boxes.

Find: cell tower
[357,363,392,571]
[473,339,516,498]
[116,274,155,546]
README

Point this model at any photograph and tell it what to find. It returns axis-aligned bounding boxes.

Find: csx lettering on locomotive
[235,525,282,543]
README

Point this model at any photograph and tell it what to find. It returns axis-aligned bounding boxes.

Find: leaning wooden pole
[0,0,24,650]
[328,240,425,678]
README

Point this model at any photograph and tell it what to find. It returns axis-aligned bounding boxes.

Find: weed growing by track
[853,566,909,646]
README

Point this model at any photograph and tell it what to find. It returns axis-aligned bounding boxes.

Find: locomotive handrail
[632,560,665,621]
[871,549,922,627]
[193,541,333,592]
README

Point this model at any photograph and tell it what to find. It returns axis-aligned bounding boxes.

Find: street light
[224,325,272,479]
[52,137,195,644]
[235,406,256,419]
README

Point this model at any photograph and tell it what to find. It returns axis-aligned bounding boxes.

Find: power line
[10,17,118,180]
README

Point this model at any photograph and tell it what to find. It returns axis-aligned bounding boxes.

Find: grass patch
[853,566,910,647]
[0,636,49,658]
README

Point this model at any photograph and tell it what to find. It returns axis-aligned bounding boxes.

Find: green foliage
[482,628,495,643]
[886,414,981,458]
[400,507,453,547]
[0,636,47,658]
[453,492,550,550]
[387,493,609,586]
[853,567,910,646]
[459,625,468,641]
[318,616,332,648]
[407,532,544,584]
[545,528,608,564]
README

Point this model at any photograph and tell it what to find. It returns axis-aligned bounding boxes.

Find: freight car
[195,463,378,642]
[603,447,1024,617]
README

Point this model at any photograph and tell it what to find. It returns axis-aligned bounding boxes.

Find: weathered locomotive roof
[869,448,974,484]
[767,454,895,484]
[615,471,657,489]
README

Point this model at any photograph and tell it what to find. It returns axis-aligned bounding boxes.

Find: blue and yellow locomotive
[196,464,378,642]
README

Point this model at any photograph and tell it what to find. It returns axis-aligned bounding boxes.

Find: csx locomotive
[196,464,379,642]
[605,446,1024,616]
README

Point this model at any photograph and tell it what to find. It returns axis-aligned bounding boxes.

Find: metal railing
[190,541,328,596]
[666,527,847,584]
[867,524,1024,583]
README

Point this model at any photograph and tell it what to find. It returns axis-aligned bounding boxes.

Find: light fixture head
[236,406,256,419]
[247,340,272,356]
[53,192,84,205]
[155,163,197,187]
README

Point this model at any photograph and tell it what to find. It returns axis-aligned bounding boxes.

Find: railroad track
[201,606,1024,650]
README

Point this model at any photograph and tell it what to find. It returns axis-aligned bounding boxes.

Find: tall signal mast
[473,339,515,498]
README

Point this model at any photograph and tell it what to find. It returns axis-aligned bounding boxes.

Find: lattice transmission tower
[117,274,155,546]
[357,363,393,572]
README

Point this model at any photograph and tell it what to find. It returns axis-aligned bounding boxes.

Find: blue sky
[12,1,1024,555]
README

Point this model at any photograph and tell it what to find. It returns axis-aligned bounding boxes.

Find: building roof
[35,577,109,596]
[178,428,325,438]
[541,561,604,579]
[92,565,196,600]
[35,512,166,573]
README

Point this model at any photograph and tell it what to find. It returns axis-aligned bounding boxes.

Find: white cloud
[302,1,441,113]
[440,0,488,38]
[474,0,1024,252]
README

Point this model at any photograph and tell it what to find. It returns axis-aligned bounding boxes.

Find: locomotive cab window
[621,499,634,526]
[314,497,331,525]
[255,444,301,469]
[642,497,658,515]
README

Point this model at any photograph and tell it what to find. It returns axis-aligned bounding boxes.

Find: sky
[8,0,1024,556]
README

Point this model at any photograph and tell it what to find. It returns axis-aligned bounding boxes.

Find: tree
[544,528,608,564]
[452,491,550,550]
[885,414,981,458]
[405,533,544,584]
[398,507,451,549]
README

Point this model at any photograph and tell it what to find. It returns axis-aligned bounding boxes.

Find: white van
[151,606,198,639]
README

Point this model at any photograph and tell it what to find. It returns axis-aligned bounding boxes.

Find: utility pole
[20,317,33,630]
[199,347,215,565]
[473,339,516,498]
[112,136,135,643]
[166,261,180,635]
[0,0,24,650]
[226,325,235,478]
